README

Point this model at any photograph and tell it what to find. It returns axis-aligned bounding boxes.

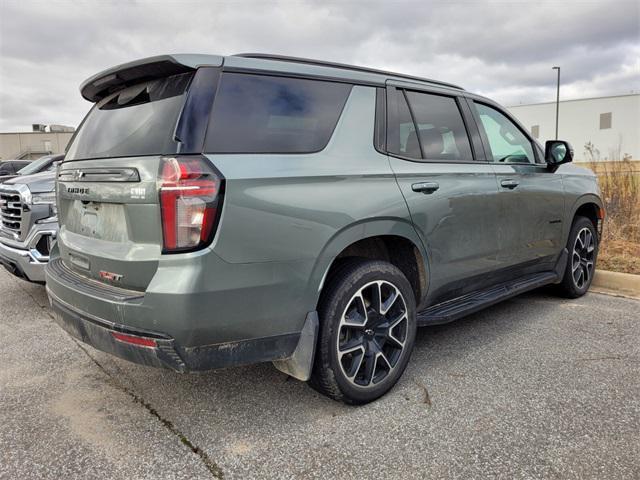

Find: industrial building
[507,93,639,161]
[0,124,74,160]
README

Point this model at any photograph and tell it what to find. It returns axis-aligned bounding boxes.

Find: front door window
[474,103,535,164]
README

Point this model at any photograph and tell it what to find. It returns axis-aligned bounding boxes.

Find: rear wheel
[309,259,417,404]
[555,216,598,298]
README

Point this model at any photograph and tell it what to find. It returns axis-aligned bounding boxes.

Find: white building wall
[0,132,74,160]
[507,94,640,161]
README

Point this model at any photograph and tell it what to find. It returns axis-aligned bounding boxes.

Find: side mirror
[545,140,573,166]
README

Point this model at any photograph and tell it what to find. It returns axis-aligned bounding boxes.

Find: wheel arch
[307,219,430,311]
[567,194,604,241]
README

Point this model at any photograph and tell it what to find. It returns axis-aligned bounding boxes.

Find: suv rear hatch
[57,57,222,291]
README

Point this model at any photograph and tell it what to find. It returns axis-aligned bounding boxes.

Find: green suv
[45,54,603,404]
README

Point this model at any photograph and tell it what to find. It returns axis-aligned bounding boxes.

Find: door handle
[500,179,519,189]
[412,182,439,194]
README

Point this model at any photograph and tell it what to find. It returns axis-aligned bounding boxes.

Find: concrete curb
[591,270,640,300]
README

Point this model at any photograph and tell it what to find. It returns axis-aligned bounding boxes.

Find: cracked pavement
[1,267,639,479]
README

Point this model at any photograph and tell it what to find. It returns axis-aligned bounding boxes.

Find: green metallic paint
[490,163,565,266]
[47,54,603,372]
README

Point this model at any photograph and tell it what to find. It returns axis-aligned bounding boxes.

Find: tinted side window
[473,103,535,164]
[205,74,352,154]
[388,90,421,159]
[405,91,473,161]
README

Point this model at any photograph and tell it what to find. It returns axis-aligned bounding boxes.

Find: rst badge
[99,270,123,282]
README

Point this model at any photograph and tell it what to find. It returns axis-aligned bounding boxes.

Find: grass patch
[581,158,640,274]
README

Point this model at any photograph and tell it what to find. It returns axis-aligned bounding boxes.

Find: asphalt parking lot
[1,267,638,480]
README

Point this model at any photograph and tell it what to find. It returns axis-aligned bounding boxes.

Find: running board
[417,271,558,326]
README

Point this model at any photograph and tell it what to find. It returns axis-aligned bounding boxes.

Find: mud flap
[272,311,318,381]
[552,247,569,283]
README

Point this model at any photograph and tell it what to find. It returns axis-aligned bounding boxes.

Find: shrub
[584,141,640,274]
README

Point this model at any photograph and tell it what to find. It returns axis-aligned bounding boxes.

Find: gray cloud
[1,0,638,131]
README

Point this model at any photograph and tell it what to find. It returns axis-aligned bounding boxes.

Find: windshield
[17,155,55,175]
[65,72,193,161]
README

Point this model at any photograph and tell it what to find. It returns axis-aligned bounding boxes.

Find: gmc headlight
[31,192,56,205]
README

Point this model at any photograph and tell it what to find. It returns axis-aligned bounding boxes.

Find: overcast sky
[0,0,638,131]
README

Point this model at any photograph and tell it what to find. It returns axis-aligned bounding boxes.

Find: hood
[556,163,597,177]
[0,174,18,183]
[3,171,55,193]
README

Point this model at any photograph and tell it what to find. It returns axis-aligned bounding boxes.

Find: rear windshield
[65,72,193,161]
[204,73,352,154]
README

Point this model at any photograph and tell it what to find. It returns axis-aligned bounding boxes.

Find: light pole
[552,66,560,139]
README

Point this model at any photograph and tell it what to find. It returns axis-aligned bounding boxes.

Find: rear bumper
[48,287,186,370]
[45,258,301,372]
[49,288,299,372]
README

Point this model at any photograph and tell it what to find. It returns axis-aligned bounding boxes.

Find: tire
[309,258,417,404]
[555,216,598,298]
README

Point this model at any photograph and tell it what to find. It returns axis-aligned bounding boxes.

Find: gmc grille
[0,191,23,235]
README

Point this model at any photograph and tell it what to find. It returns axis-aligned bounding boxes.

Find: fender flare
[304,217,430,308]
[564,193,603,243]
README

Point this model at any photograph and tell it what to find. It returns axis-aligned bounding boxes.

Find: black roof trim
[234,53,464,91]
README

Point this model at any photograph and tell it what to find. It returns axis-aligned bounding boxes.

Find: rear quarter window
[204,73,352,154]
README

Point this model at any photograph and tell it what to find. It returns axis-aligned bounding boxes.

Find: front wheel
[309,259,417,404]
[555,216,598,298]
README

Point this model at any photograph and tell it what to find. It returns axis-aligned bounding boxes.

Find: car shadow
[79,288,568,437]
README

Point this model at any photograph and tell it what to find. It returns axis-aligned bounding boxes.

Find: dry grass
[581,159,640,274]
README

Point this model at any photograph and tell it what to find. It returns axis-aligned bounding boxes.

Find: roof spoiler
[79,54,227,102]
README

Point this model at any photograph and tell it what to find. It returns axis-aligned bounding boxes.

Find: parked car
[0,170,58,282]
[0,160,31,180]
[0,154,63,183]
[45,54,603,404]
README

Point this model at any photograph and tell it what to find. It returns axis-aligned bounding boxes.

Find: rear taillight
[159,156,224,253]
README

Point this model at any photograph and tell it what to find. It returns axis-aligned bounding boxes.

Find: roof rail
[233,53,464,91]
